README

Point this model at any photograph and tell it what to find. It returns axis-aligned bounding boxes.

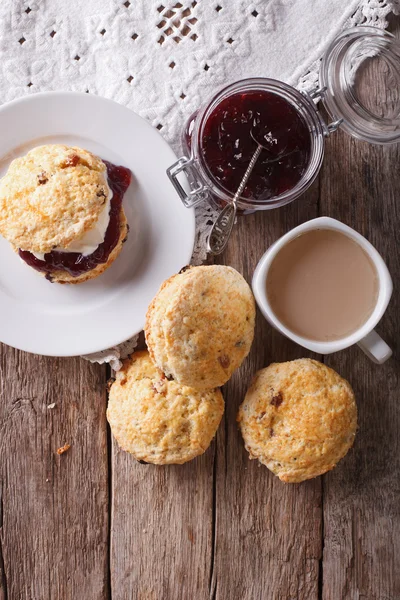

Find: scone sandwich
[0,144,131,284]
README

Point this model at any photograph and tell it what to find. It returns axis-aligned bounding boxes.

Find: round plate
[0,92,195,356]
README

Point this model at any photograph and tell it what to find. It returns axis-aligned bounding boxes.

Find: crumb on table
[57,443,71,455]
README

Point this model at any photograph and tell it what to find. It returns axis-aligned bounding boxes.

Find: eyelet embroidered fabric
[0,0,398,369]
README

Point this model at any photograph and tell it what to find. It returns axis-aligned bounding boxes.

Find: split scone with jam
[145,265,256,390]
[238,359,357,483]
[107,351,224,464]
[0,144,131,284]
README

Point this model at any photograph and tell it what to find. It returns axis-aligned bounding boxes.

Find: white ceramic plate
[0,92,195,356]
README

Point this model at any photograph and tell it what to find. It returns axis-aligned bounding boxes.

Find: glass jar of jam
[167,27,400,249]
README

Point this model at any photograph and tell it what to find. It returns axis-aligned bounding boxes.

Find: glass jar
[167,27,400,220]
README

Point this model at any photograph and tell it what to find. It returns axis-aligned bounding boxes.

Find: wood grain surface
[319,23,400,599]
[0,351,108,600]
[320,129,400,600]
[0,19,400,600]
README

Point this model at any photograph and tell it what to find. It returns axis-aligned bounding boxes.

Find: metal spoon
[207,128,299,255]
[207,143,262,255]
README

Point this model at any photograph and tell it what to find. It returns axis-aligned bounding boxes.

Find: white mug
[252,217,393,364]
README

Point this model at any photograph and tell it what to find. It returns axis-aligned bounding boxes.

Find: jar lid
[320,27,400,144]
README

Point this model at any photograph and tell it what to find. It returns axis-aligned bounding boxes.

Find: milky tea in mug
[266,228,379,342]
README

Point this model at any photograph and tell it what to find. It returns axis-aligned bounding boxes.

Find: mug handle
[357,330,392,364]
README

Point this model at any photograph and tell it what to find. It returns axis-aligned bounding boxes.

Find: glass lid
[320,27,400,144]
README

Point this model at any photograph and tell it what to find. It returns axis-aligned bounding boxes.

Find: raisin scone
[107,351,224,464]
[238,359,357,483]
[145,265,256,390]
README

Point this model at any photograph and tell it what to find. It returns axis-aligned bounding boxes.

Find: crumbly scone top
[145,265,256,390]
[0,144,110,253]
[238,359,357,483]
[107,351,224,464]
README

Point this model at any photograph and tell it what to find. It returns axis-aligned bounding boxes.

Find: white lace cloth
[0,0,398,368]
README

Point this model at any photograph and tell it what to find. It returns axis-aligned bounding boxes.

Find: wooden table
[1,24,399,600]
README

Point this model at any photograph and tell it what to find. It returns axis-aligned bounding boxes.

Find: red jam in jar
[19,161,131,278]
[188,90,311,201]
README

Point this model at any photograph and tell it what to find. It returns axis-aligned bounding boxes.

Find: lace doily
[0,0,398,368]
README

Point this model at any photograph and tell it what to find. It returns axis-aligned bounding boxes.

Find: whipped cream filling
[31,180,113,261]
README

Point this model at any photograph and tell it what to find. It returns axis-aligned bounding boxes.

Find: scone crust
[238,359,357,483]
[107,350,224,464]
[0,144,110,253]
[145,265,256,390]
[45,207,128,284]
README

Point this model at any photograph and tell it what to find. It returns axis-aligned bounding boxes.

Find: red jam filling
[198,90,311,201]
[19,161,131,278]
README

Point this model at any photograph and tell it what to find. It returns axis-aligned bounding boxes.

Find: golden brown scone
[45,208,128,284]
[0,144,109,253]
[145,265,255,390]
[107,351,224,464]
[238,359,357,483]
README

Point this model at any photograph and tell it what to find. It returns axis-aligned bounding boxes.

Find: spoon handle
[233,144,262,201]
[208,144,262,255]
[208,145,262,254]
[207,202,237,255]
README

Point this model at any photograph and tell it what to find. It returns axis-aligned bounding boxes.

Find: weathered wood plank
[0,348,108,600]
[110,333,214,599]
[110,439,214,599]
[319,24,400,598]
[211,185,323,600]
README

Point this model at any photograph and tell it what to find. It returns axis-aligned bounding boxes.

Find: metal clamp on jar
[167,27,400,254]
